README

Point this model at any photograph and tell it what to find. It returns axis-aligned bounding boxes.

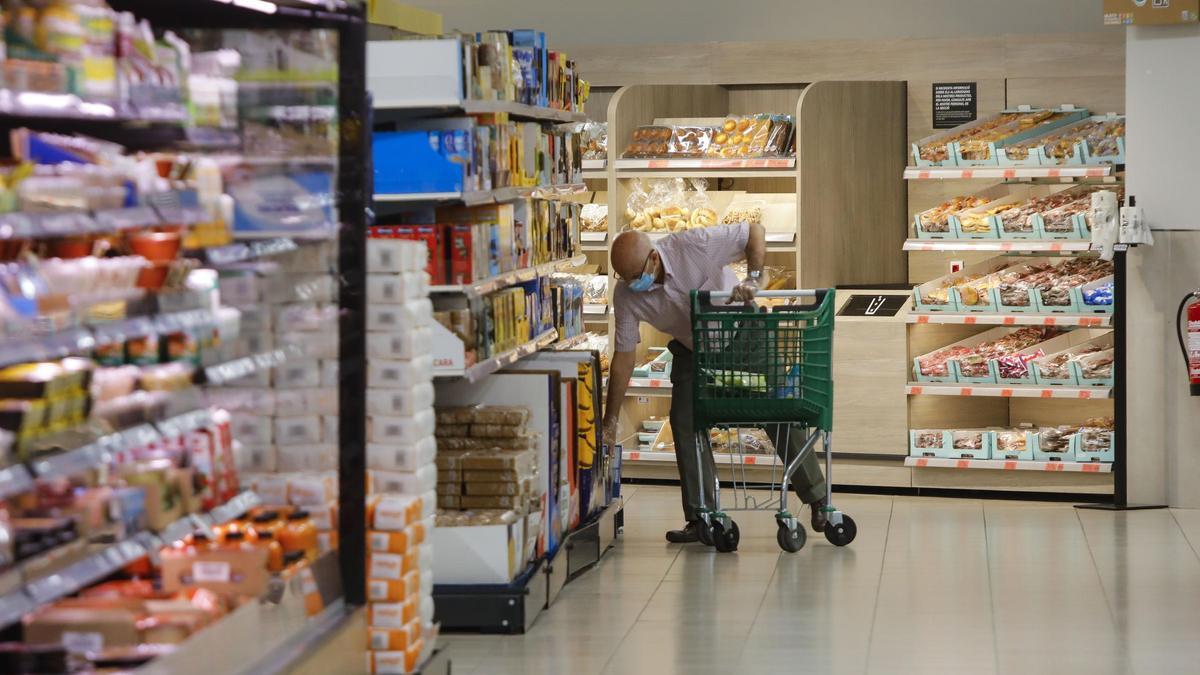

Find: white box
[286,241,336,273]
[218,271,265,307]
[276,303,338,333]
[273,389,311,417]
[369,410,435,445]
[276,443,337,472]
[231,413,273,446]
[320,359,339,387]
[225,365,272,388]
[275,361,322,389]
[275,416,323,446]
[279,330,338,360]
[287,472,338,506]
[245,473,289,505]
[307,387,339,415]
[419,490,436,520]
[368,552,406,581]
[236,444,277,473]
[367,39,463,110]
[323,415,339,442]
[367,238,414,273]
[367,300,433,333]
[207,388,275,416]
[368,356,433,390]
[237,306,273,334]
[370,465,438,495]
[432,520,524,584]
[269,273,337,304]
[367,272,429,304]
[236,331,275,357]
[367,327,432,361]
[367,383,434,417]
[367,436,437,472]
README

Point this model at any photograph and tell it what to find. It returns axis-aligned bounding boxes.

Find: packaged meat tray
[1032,425,1076,462]
[1001,114,1125,167]
[1030,331,1114,386]
[991,429,1036,461]
[908,429,953,458]
[910,106,1089,167]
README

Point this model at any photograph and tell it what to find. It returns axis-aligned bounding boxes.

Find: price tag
[62,631,104,655]
[193,561,231,583]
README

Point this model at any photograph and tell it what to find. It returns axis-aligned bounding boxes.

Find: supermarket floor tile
[441,487,1200,675]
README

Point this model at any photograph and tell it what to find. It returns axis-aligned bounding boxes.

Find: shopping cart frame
[688,288,857,553]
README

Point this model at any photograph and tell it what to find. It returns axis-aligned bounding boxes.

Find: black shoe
[810,500,829,532]
[665,522,702,543]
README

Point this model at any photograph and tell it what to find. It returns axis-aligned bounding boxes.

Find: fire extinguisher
[1177,291,1200,395]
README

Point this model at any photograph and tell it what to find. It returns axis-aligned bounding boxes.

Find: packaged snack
[916,196,989,234]
[721,201,765,226]
[667,127,714,157]
[580,122,607,160]
[622,125,672,158]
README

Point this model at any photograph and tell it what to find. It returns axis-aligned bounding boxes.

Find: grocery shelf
[203,346,299,385]
[374,182,587,205]
[907,312,1111,327]
[434,328,559,381]
[582,170,608,181]
[903,165,1116,180]
[905,456,1112,473]
[0,490,261,630]
[903,239,1095,253]
[194,237,301,265]
[0,205,164,240]
[906,382,1111,399]
[627,378,672,398]
[549,333,590,351]
[614,157,795,178]
[429,254,587,295]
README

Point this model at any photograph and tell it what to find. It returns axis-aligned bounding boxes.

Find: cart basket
[690,288,834,430]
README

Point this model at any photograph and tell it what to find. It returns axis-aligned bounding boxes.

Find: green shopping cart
[689,288,856,553]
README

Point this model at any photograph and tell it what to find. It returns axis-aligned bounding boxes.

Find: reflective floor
[443,485,1200,674]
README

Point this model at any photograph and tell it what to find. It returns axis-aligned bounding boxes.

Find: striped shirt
[613,223,749,352]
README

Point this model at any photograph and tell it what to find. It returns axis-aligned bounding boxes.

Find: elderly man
[601,222,829,543]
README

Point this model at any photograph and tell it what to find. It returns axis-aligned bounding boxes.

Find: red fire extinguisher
[1177,291,1200,395]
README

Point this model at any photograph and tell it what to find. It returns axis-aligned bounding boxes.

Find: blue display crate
[991,430,1036,461]
[1070,430,1115,463]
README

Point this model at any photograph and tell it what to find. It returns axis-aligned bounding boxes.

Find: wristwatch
[747,270,762,285]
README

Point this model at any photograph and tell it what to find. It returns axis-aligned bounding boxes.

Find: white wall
[410,0,1111,45]
[1125,24,1200,507]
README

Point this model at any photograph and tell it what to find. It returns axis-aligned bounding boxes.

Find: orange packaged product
[368,620,421,651]
[402,570,419,598]
[367,601,408,629]
[280,510,320,562]
[367,553,405,581]
[252,530,285,573]
[366,640,423,675]
[368,530,410,554]
[367,494,422,531]
[367,578,406,603]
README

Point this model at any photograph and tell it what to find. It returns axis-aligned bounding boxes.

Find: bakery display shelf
[429,254,587,295]
[906,382,1111,399]
[374,182,587,206]
[580,231,607,243]
[582,170,607,181]
[581,159,606,171]
[434,328,559,381]
[549,333,590,351]
[907,312,1110,327]
[903,239,1095,253]
[626,378,672,398]
[615,157,795,176]
[904,166,1117,180]
[0,490,260,630]
[905,456,1112,473]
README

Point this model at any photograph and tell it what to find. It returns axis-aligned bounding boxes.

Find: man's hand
[727,276,759,304]
[601,416,619,449]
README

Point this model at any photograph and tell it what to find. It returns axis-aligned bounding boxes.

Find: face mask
[627,272,655,292]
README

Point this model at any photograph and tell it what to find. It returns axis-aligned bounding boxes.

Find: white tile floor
[443,485,1200,675]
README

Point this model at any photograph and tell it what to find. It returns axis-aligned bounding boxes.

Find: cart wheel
[823,514,857,547]
[697,519,715,547]
[776,522,806,553]
[713,520,740,553]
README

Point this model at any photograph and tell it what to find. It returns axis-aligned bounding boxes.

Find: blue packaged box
[373,129,472,196]
[229,169,336,237]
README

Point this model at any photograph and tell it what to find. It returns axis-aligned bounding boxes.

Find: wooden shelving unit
[589,82,907,479]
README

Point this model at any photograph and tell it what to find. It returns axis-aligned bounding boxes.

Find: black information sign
[838,294,909,318]
[932,82,977,129]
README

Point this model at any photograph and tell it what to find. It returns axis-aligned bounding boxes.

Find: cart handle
[706,289,822,300]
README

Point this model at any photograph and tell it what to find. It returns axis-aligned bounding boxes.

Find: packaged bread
[470,407,531,426]
[436,434,536,451]
[470,423,526,439]
[435,408,477,425]
[460,448,536,472]
[667,126,714,157]
[434,423,469,439]
[462,469,526,482]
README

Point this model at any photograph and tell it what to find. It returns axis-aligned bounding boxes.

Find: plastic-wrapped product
[1077,349,1114,380]
[912,430,944,449]
[995,430,1028,452]
[1037,426,1074,453]
[622,125,672,158]
[1083,281,1114,306]
[580,122,607,160]
[667,127,714,157]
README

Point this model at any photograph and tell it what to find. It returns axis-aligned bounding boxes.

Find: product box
[275,444,337,472]
[369,494,424,531]
[368,300,435,333]
[308,387,340,415]
[368,328,433,362]
[391,225,448,285]
[368,436,438,472]
[275,361,323,389]
[368,236,418,274]
[432,518,525,584]
[275,416,323,446]
[991,429,1037,462]
[370,466,438,495]
[238,445,277,473]
[367,383,435,417]
[160,546,270,596]
[230,413,273,446]
[368,357,435,390]
[368,272,430,304]
[1104,0,1199,24]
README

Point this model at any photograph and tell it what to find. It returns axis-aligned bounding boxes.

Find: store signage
[837,294,908,317]
[932,82,977,129]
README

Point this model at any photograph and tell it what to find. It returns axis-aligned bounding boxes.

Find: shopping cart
[689,288,856,553]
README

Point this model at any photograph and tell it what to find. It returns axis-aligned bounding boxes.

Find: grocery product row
[914,184,1124,241]
[371,200,581,287]
[913,107,1124,167]
[910,417,1115,463]
[622,179,793,234]
[914,256,1113,315]
[914,327,1113,386]
[621,115,795,160]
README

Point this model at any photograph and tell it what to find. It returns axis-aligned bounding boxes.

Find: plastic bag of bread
[470,407,531,426]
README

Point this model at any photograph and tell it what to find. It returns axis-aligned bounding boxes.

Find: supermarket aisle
[443,485,1200,675]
